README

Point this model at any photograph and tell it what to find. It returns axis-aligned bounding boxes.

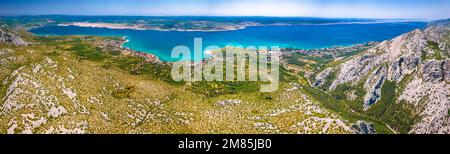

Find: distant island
[57,21,261,32]
[1,15,423,32]
[58,22,148,30]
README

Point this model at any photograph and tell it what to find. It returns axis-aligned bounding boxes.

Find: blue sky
[0,0,448,19]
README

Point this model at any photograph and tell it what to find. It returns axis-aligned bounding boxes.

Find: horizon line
[0,14,439,21]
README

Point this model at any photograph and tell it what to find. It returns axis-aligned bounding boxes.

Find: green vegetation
[190,81,261,97]
[420,41,445,61]
[188,66,294,98]
[396,73,414,98]
[301,85,346,113]
[427,41,443,60]
[421,50,428,62]
[317,71,337,91]
[281,48,402,133]
[380,100,416,133]
[284,52,333,70]
[112,85,136,99]
[366,80,416,133]
[118,57,174,82]
[301,85,394,134]
[340,48,366,57]
[69,44,110,61]
[330,75,367,110]
[279,66,299,82]
[286,57,307,67]
[366,80,397,117]
[324,77,416,133]
[0,76,10,103]
[43,36,179,85]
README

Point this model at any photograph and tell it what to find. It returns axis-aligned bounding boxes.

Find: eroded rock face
[387,55,420,82]
[444,60,450,82]
[331,23,449,103]
[422,60,448,83]
[351,121,376,134]
[405,56,421,70]
[330,54,380,90]
[0,28,28,46]
[363,66,387,110]
[313,68,332,87]
[216,100,242,106]
[399,75,450,134]
[325,21,450,133]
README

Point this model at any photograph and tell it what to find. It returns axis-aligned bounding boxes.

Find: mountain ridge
[313,19,450,133]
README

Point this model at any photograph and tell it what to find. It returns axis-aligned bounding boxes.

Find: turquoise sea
[30,22,426,61]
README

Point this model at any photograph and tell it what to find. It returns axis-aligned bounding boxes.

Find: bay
[30,22,426,61]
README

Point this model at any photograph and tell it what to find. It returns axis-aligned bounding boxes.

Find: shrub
[111,85,135,99]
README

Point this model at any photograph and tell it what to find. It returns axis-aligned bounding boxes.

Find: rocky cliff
[0,27,29,46]
[314,20,450,133]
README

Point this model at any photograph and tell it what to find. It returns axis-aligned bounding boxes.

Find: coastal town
[93,33,378,65]
[280,42,378,58]
[96,37,161,63]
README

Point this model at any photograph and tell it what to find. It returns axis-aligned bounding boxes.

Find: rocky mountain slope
[313,20,450,133]
[0,27,28,46]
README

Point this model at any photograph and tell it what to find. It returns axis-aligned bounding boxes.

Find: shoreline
[121,36,129,48]
[114,36,162,63]
[56,20,425,32]
[117,33,376,61]
[29,28,380,63]
[31,31,376,63]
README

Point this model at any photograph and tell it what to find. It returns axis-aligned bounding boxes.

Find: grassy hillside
[0,34,358,134]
